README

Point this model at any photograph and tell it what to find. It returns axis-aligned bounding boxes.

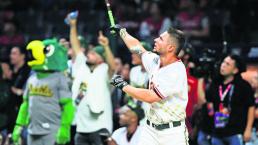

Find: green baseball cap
[92,45,105,59]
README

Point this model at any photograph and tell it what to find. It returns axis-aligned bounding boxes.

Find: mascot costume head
[26,39,68,72]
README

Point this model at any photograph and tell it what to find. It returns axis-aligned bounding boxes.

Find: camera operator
[206,54,255,145]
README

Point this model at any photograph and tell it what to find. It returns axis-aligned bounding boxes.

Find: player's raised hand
[109,24,124,35]
[110,75,128,89]
[64,11,78,26]
[98,31,109,47]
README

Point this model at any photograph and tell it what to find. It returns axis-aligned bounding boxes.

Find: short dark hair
[12,46,26,55]
[228,54,246,74]
[127,105,145,121]
[167,27,186,56]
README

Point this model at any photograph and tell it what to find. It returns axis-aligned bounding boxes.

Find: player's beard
[86,61,94,66]
[86,61,99,72]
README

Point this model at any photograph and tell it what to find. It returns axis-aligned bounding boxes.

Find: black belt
[146,119,181,130]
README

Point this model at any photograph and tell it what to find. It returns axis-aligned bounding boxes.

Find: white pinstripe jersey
[142,52,188,124]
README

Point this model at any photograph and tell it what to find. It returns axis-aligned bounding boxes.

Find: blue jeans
[211,134,243,145]
[197,130,211,145]
[1,128,27,145]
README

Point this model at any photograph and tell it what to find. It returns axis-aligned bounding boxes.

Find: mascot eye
[44,45,55,57]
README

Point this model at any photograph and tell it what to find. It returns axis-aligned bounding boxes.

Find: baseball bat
[104,0,116,34]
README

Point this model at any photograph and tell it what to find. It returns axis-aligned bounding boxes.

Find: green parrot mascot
[12,39,75,145]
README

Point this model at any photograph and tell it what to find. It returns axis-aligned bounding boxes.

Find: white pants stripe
[137,123,189,145]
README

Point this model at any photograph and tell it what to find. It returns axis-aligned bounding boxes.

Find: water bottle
[64,11,79,25]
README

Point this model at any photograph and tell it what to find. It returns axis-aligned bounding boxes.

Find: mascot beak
[26,40,46,66]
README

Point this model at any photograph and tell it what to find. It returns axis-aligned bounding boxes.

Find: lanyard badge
[219,84,232,113]
[214,84,234,128]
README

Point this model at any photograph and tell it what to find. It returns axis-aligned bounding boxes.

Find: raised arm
[111,25,147,55]
[66,13,81,55]
[98,31,116,75]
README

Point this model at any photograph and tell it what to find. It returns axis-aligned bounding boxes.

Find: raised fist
[109,24,124,35]
[98,31,109,47]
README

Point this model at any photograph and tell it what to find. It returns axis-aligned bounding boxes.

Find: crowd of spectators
[0,0,258,63]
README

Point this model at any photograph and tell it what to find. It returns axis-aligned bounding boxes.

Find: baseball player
[110,25,189,145]
[108,105,145,145]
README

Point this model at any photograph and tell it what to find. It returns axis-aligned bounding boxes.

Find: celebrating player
[110,25,189,145]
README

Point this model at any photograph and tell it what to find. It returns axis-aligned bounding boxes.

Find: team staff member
[110,25,189,145]
[206,55,255,145]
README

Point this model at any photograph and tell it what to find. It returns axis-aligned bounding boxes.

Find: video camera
[190,48,220,79]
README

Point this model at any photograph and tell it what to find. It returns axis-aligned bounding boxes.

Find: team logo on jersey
[29,84,53,97]
[79,82,87,92]
[75,82,87,105]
